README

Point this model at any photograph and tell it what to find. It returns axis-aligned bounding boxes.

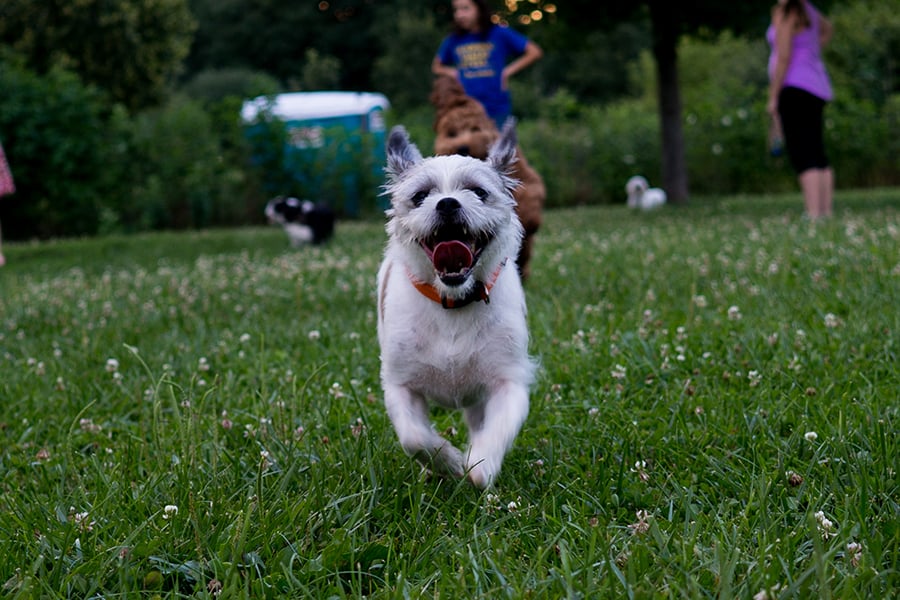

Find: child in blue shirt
[432,0,543,127]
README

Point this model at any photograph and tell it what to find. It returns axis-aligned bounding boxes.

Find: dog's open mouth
[420,225,491,286]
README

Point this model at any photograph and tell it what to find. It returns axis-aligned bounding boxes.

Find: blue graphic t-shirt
[437,25,529,125]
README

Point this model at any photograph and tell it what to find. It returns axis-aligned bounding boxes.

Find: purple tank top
[767,1,833,101]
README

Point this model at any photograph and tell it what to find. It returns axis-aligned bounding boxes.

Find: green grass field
[1,190,898,598]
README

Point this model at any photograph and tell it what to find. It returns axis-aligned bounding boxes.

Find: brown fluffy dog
[430,76,545,280]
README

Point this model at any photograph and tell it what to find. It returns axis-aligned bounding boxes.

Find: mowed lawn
[1,189,897,598]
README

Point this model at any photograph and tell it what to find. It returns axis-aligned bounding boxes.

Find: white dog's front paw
[466,453,502,489]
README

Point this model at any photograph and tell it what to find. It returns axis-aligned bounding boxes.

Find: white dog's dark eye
[411,190,429,206]
[470,187,489,201]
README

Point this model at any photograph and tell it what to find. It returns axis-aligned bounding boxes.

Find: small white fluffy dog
[377,121,535,488]
[625,175,667,210]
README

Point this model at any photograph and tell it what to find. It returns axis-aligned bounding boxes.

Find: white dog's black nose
[437,197,461,217]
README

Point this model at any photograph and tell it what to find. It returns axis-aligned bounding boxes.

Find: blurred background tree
[0,0,195,112]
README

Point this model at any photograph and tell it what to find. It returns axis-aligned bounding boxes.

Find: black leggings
[778,86,829,175]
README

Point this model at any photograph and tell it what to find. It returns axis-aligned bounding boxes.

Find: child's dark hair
[453,0,495,37]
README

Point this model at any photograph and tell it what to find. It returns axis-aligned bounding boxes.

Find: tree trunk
[648,1,689,204]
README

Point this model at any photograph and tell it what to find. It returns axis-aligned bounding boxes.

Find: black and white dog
[265,196,335,246]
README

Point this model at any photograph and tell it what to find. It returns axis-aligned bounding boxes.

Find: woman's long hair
[453,0,495,38]
[782,0,811,29]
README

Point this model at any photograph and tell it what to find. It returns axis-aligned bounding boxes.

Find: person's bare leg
[799,169,821,219]
[820,167,834,218]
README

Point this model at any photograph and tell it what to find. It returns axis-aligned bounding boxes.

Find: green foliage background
[0,0,898,239]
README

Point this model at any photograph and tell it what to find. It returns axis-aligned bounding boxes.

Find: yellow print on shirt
[457,42,495,78]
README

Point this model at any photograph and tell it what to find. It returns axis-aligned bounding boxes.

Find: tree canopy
[0,0,196,111]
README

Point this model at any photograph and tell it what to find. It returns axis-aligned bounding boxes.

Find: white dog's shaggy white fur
[626,175,667,210]
[377,121,535,488]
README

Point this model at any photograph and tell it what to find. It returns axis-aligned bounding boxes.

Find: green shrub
[122,97,247,230]
[827,0,900,107]
[0,54,113,239]
[180,67,280,104]
[518,99,662,206]
[371,10,443,112]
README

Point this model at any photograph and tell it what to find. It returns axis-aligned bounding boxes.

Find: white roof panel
[241,91,390,122]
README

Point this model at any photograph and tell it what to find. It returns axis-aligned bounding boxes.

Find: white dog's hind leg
[384,384,465,478]
[464,381,530,488]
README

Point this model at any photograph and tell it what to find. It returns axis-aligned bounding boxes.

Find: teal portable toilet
[241,91,391,216]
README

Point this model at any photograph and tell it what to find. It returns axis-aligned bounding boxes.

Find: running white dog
[377,121,535,488]
[625,175,667,210]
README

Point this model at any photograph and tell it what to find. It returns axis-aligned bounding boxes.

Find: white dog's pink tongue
[432,240,473,273]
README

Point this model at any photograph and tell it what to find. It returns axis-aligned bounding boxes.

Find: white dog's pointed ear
[386,126,423,179]
[488,117,518,173]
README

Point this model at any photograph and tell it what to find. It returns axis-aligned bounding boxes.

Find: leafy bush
[121,97,248,230]
[180,67,280,104]
[827,0,900,107]
[0,53,113,239]
[520,99,662,206]
[295,48,343,91]
[371,10,443,112]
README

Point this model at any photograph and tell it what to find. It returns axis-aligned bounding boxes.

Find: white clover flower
[721,115,733,126]
[308,330,321,341]
[804,431,818,442]
[814,510,835,537]
[198,357,210,371]
[611,364,627,380]
[105,358,119,373]
[748,370,762,387]
[712,143,724,155]
[73,511,95,532]
[239,333,251,343]
[629,510,651,534]
[163,505,178,519]
[846,542,863,566]
[753,584,781,600]
[79,418,102,434]
[727,305,742,321]
[824,313,841,328]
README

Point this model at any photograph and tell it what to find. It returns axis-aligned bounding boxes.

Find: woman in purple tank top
[766,0,835,219]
